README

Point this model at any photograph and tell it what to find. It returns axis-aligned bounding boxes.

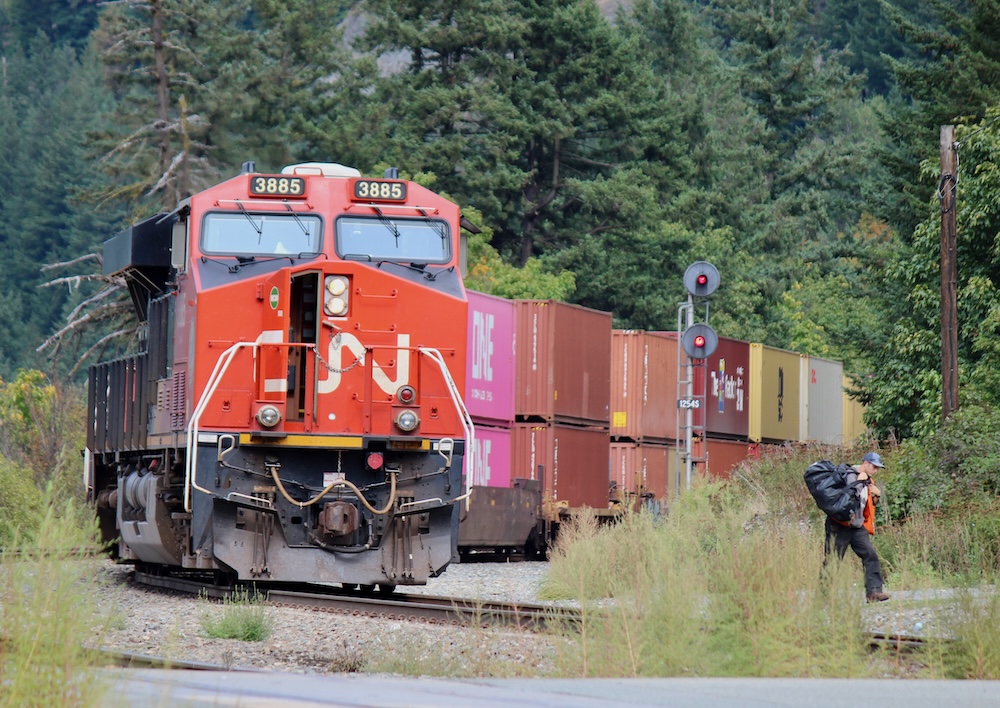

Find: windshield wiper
[373,207,400,245]
[284,203,310,236]
[233,200,263,242]
[376,260,447,281]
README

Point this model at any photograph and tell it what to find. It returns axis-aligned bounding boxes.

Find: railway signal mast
[677,262,719,489]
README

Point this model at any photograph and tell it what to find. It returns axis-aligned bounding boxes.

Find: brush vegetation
[199,587,274,642]
[539,443,1000,679]
[0,497,110,706]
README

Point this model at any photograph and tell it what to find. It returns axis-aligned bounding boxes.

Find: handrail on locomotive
[184,339,474,513]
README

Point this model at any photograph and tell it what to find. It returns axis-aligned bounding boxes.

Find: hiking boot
[866,591,891,603]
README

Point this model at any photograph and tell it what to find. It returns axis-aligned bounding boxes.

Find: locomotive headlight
[327,297,347,315]
[256,404,282,428]
[324,276,350,316]
[394,409,420,432]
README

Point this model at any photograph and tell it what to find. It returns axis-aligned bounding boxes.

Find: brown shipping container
[610,331,678,442]
[515,300,611,425]
[610,441,675,505]
[694,438,751,480]
[512,422,610,509]
[748,344,803,443]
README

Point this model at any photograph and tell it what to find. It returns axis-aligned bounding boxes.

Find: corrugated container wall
[806,356,845,444]
[610,331,677,442]
[515,301,611,425]
[694,336,751,439]
[465,291,516,426]
[695,438,751,479]
[512,423,610,508]
[610,442,674,506]
[748,344,803,443]
[468,424,512,488]
[842,373,868,444]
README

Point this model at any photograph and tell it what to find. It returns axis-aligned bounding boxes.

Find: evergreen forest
[2,0,1000,442]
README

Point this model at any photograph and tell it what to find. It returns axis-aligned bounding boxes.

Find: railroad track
[133,568,578,632]
[131,570,936,652]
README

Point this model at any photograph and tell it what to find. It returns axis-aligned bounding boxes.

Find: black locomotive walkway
[104,670,1000,707]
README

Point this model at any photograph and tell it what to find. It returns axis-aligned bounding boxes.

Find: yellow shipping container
[749,343,803,443]
[841,373,868,444]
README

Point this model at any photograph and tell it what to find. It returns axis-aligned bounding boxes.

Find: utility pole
[939,125,958,422]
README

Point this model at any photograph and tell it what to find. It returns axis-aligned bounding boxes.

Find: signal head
[683,261,720,297]
[682,323,718,359]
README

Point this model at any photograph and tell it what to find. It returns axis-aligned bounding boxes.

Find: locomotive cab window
[336,215,450,264]
[201,212,323,257]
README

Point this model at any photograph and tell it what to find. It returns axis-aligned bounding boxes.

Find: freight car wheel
[378,584,397,595]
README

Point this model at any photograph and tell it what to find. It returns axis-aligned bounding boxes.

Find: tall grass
[540,444,1000,679]
[0,497,109,706]
[542,473,872,678]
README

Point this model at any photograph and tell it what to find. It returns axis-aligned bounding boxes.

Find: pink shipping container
[467,424,513,488]
[515,300,611,425]
[512,422,610,509]
[465,290,517,426]
[610,331,678,443]
[610,441,675,504]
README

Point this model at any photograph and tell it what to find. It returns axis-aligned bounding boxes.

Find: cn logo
[317,333,411,395]
[471,437,492,486]
[471,311,494,382]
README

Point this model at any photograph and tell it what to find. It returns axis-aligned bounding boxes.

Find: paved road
[107,670,1000,707]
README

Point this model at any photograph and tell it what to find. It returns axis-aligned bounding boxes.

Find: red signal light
[696,273,708,286]
[397,385,416,404]
[694,335,706,348]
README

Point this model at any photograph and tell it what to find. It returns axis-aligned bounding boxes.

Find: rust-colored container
[805,355,844,444]
[512,422,610,509]
[610,441,675,505]
[694,336,751,440]
[694,437,751,479]
[515,300,611,425]
[748,344,803,443]
[610,331,678,442]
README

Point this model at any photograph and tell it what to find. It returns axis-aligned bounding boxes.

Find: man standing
[824,452,890,602]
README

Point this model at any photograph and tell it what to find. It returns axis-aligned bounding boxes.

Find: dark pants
[824,517,884,595]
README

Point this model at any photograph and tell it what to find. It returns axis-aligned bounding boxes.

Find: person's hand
[857,470,869,481]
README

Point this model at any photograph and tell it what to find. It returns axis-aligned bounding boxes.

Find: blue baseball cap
[863,452,885,468]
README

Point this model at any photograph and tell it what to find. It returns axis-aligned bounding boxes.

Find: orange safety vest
[862,491,876,535]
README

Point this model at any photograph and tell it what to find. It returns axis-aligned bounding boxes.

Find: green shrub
[199,587,274,641]
[0,457,45,546]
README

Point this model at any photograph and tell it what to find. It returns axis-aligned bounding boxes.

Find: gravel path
[92,559,970,677]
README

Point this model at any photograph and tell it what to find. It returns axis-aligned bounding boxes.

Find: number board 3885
[352,179,407,202]
[249,175,306,197]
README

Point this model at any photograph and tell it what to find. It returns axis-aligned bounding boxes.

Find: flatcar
[85,162,473,589]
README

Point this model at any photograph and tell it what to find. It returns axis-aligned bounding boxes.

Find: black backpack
[803,460,860,522]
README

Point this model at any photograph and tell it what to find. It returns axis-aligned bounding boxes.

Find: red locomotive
[86,162,472,589]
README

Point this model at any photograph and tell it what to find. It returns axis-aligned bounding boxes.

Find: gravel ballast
[93,557,966,678]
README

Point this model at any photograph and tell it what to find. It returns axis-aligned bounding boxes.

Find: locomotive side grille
[87,352,150,452]
[170,370,187,429]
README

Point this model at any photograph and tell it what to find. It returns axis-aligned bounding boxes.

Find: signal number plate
[353,179,407,202]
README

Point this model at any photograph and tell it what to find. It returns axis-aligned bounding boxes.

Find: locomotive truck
[85,161,473,590]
